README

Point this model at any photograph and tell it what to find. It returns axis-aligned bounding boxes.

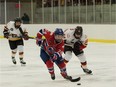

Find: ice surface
[0,39,116,87]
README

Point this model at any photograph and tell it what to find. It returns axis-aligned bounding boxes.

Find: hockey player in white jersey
[64,26,92,74]
[3,17,29,65]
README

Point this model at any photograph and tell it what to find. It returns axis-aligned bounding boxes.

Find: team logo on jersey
[10,28,13,31]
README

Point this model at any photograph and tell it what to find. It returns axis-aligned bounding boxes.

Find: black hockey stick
[68,77,81,82]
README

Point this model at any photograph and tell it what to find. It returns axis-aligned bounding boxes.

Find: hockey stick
[69,77,81,82]
[27,36,36,39]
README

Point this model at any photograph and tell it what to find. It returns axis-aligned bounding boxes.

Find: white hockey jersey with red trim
[64,28,88,47]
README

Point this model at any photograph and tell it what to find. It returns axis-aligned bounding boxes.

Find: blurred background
[0,0,116,24]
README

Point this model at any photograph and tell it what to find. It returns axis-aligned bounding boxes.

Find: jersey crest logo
[10,28,13,31]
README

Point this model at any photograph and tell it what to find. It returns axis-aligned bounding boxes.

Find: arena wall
[0,24,116,43]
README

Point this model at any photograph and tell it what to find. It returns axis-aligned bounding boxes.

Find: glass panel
[95,0,102,23]
[66,0,73,23]
[35,0,43,23]
[86,0,94,23]
[6,0,19,23]
[43,0,52,23]
[73,0,79,23]
[51,0,60,23]
[0,0,5,24]
[103,0,110,23]
[111,2,116,23]
[1,0,116,24]
[59,0,65,23]
[79,0,86,23]
[20,0,31,24]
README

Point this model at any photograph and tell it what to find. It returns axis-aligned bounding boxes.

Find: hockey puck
[77,83,81,85]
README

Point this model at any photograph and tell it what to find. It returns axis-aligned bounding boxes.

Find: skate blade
[86,73,93,75]
[21,64,26,66]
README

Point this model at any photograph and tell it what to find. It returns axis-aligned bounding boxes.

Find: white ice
[0,39,116,87]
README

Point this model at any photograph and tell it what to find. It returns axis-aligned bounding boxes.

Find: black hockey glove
[3,26,9,39]
[37,40,42,46]
[3,30,9,38]
[76,40,83,45]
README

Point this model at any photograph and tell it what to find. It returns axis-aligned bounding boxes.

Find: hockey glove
[3,26,9,39]
[51,52,62,62]
[3,30,9,38]
[75,41,87,50]
[78,40,87,50]
[23,31,29,40]
[36,38,42,46]
[47,47,55,55]
[51,53,58,62]
[38,40,42,46]
[79,45,86,50]
[52,53,58,61]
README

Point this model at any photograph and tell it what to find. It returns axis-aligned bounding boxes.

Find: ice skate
[51,74,55,80]
[81,66,92,74]
[20,59,26,65]
[64,75,72,80]
[12,57,16,64]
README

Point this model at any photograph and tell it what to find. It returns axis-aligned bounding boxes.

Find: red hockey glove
[79,45,86,50]
[79,40,88,50]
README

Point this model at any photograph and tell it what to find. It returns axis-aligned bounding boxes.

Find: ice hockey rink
[0,39,116,87]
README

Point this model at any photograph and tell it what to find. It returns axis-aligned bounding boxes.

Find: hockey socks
[46,60,55,80]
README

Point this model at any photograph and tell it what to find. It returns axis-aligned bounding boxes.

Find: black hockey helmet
[74,26,83,39]
[14,17,22,23]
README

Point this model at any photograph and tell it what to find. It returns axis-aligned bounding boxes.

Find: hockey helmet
[54,28,64,43]
[54,28,64,35]
[14,17,22,28]
[14,17,22,23]
[74,26,83,39]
